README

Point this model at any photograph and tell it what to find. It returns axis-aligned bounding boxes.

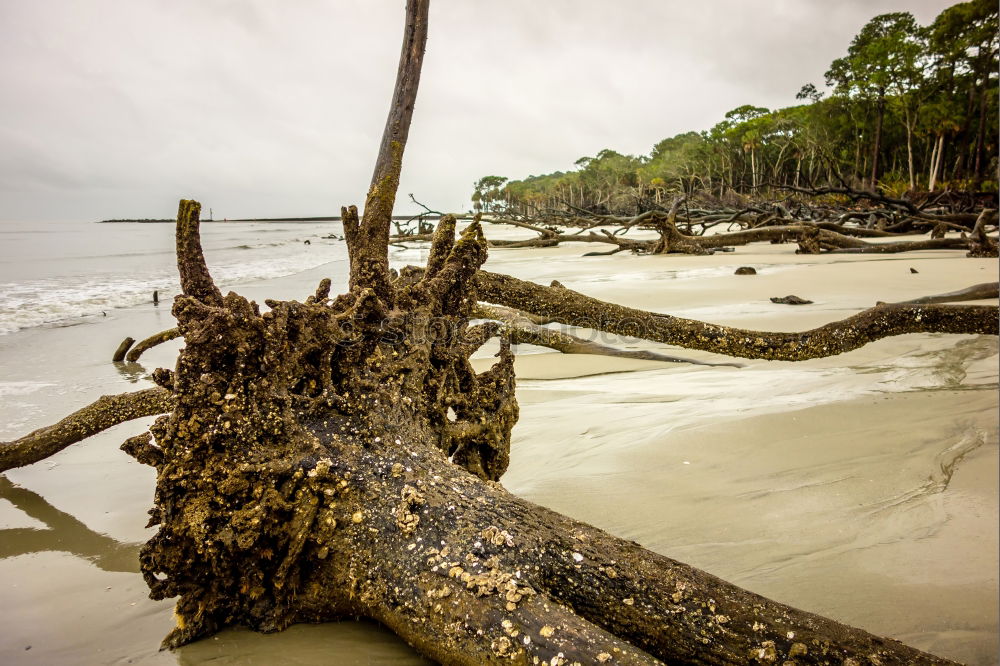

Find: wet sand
[1,228,996,664]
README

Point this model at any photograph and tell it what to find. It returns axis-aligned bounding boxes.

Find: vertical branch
[424,213,457,279]
[349,0,430,299]
[175,199,223,306]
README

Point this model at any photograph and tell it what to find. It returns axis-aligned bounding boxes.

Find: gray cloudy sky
[0,0,956,221]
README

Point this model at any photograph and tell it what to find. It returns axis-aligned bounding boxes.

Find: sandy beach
[1,225,996,665]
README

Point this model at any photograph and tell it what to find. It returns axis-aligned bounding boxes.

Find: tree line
[472,0,998,218]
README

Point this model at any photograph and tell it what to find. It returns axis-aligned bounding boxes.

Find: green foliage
[472,0,998,215]
[472,175,509,213]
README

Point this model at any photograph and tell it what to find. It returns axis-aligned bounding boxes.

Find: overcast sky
[0,0,957,222]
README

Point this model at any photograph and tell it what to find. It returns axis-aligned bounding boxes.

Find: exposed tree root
[3,2,992,663]
[112,196,958,663]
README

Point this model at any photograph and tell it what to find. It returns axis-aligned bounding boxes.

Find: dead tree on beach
[2,2,999,664]
[467,201,998,257]
[424,178,999,258]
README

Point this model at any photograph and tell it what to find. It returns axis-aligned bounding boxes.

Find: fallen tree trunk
[116,198,958,664]
[2,2,990,664]
[473,303,742,368]
[0,205,982,664]
[883,281,999,306]
[474,271,998,361]
[475,200,992,257]
[113,336,135,362]
[823,237,971,254]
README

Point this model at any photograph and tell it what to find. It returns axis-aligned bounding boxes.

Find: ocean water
[0,220,349,335]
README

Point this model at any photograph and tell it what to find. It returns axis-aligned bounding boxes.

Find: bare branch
[348,0,430,299]
[407,193,445,216]
[0,387,173,473]
[113,336,135,362]
[474,271,998,361]
[474,304,742,368]
[125,328,181,363]
[175,199,223,306]
[884,282,999,306]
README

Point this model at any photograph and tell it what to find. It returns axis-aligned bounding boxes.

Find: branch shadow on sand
[0,475,140,573]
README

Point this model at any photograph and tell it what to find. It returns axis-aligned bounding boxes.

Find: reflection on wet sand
[0,475,140,573]
[175,623,433,666]
[113,360,151,384]
[0,475,432,665]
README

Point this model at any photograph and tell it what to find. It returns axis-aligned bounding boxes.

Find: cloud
[0,0,959,221]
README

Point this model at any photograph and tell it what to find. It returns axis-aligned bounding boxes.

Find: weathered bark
[344,0,429,301]
[474,271,998,361]
[390,232,436,244]
[113,336,135,362]
[5,3,991,664]
[883,282,999,306]
[0,387,172,473]
[967,208,999,258]
[1,204,983,663]
[489,236,563,249]
[473,304,742,368]
[117,203,959,664]
[125,327,181,362]
[822,237,970,254]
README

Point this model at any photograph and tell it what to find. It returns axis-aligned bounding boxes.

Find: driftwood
[123,327,181,362]
[820,238,969,254]
[767,183,990,227]
[418,184,1000,258]
[967,208,999,258]
[473,303,742,368]
[3,202,973,664]
[3,198,991,664]
[474,270,997,361]
[113,336,135,362]
[0,387,172,473]
[770,295,813,305]
[883,282,1000,306]
[2,2,996,664]
[474,211,989,258]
